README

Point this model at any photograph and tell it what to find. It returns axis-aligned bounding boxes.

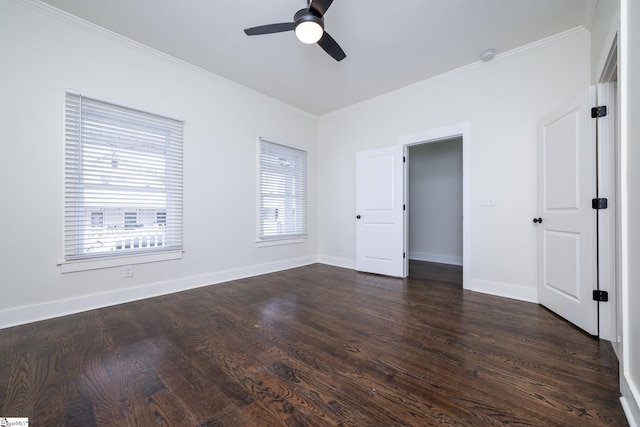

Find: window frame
[61,91,184,272]
[256,137,307,246]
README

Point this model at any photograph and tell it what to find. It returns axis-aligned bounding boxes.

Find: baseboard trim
[409,251,463,266]
[612,340,622,360]
[317,257,538,305]
[316,254,355,270]
[469,278,538,303]
[621,374,640,427]
[0,256,316,330]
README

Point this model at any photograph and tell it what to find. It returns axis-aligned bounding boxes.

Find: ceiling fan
[243,0,346,62]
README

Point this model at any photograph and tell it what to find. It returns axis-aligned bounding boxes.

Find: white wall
[621,0,640,423]
[408,139,463,265]
[317,28,591,302]
[0,0,318,328]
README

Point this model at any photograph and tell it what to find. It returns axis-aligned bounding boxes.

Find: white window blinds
[64,92,184,261]
[258,138,307,241]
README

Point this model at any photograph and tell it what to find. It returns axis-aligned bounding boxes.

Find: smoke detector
[480,49,496,62]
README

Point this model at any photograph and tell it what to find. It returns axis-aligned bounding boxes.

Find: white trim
[322,27,588,118]
[409,252,462,266]
[398,122,470,147]
[256,238,306,247]
[620,1,640,425]
[399,122,471,291]
[470,278,538,304]
[20,0,316,119]
[59,250,183,273]
[317,255,355,270]
[622,374,640,427]
[597,81,617,342]
[2,256,316,330]
[20,0,588,121]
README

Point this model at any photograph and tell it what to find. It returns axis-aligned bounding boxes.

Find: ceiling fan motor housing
[294,8,324,32]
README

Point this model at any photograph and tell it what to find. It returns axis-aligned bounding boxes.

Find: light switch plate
[482,197,496,207]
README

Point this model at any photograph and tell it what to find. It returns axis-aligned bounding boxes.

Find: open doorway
[354,124,470,281]
[399,123,471,286]
[407,138,463,265]
[407,138,463,284]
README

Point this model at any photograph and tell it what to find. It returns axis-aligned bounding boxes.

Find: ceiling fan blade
[317,31,346,61]
[308,0,334,17]
[244,22,294,36]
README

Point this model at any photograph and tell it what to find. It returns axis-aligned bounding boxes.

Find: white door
[536,86,598,335]
[355,146,405,277]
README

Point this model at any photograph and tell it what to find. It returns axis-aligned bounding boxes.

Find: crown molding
[17,0,317,119]
[17,0,589,120]
[322,26,589,118]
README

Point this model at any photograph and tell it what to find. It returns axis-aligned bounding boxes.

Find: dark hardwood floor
[0,261,627,426]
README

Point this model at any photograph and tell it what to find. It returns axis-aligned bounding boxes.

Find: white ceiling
[38,0,594,115]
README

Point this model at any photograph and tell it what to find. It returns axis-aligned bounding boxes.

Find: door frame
[398,122,471,288]
[596,81,617,342]
[597,35,620,346]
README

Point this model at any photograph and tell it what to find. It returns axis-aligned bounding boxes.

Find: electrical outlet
[123,265,133,278]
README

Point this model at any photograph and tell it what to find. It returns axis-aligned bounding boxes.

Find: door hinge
[403,252,406,259]
[593,290,609,302]
[403,204,406,211]
[591,105,608,118]
[592,198,608,209]
[403,156,406,163]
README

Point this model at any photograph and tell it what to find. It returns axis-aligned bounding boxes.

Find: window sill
[59,250,183,273]
[256,238,306,248]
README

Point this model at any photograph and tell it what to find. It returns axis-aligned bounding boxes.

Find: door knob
[356,215,361,219]
[533,217,543,224]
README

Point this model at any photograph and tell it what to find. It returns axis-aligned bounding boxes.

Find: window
[64,91,183,261]
[257,138,307,242]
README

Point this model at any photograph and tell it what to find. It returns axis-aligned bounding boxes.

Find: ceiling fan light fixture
[294,11,324,44]
[244,2,345,62]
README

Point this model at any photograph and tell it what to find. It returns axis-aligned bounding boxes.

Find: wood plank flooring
[0,261,628,426]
